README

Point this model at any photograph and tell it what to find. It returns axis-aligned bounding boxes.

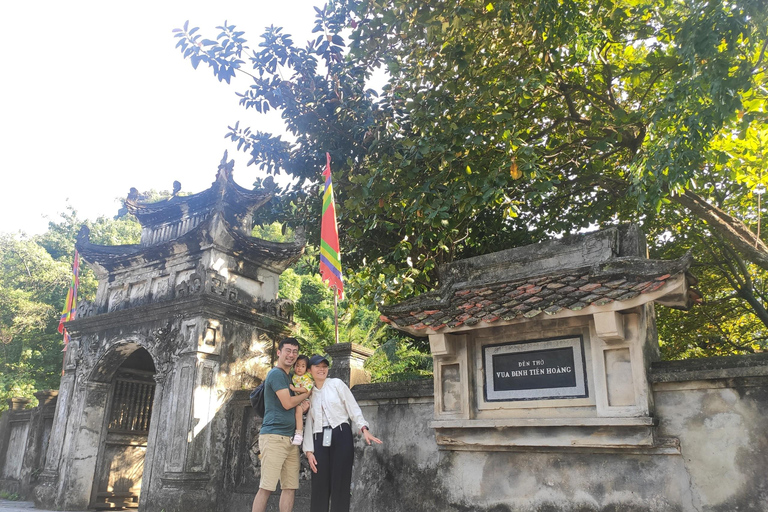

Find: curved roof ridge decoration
[125,152,273,237]
[76,212,304,276]
[380,226,700,336]
[75,154,305,275]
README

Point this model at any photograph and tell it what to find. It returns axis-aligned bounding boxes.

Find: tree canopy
[173,0,767,355]
[0,207,143,411]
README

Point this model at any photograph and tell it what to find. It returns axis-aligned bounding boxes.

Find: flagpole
[319,152,344,343]
[334,291,339,344]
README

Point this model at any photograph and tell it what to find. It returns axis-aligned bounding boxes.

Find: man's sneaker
[292,432,303,445]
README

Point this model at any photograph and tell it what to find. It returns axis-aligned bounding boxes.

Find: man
[252,337,311,512]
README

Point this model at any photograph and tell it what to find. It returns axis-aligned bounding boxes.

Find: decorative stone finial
[262,175,278,193]
[217,151,235,179]
[76,225,90,245]
[294,224,307,245]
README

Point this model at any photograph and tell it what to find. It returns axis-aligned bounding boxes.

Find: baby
[290,354,313,445]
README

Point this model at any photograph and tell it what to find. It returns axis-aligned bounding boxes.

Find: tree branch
[672,189,768,271]
[565,81,618,110]
[710,238,768,329]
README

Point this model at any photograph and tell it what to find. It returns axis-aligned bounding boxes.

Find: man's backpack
[250,382,266,418]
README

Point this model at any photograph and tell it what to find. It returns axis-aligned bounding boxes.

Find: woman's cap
[308,354,330,367]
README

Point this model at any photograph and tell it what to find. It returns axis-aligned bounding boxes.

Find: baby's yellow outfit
[292,373,314,391]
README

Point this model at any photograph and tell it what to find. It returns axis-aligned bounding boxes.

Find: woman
[303,354,382,512]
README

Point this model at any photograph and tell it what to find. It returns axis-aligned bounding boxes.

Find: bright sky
[0,1,323,236]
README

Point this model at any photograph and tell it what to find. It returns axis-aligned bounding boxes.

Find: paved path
[0,500,55,511]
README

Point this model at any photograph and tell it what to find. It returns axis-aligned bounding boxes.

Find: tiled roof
[125,152,272,232]
[76,212,305,274]
[380,253,698,335]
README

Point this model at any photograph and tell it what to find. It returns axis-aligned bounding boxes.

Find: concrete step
[93,502,139,511]
[96,492,138,499]
[93,491,140,511]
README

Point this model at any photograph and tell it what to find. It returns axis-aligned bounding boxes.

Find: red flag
[58,250,80,351]
[319,153,343,299]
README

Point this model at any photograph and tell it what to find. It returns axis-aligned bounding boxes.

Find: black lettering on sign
[492,347,576,391]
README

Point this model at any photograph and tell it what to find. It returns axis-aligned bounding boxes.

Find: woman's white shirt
[302,378,368,453]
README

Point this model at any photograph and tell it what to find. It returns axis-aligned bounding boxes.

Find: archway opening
[93,347,156,511]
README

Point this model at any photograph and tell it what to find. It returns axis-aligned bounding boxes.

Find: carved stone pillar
[326,343,375,388]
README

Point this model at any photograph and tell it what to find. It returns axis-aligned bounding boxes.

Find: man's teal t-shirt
[260,367,295,437]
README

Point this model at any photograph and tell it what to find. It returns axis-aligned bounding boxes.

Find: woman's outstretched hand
[363,429,383,446]
[306,451,318,473]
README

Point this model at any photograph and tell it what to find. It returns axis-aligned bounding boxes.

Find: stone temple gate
[34,155,304,511]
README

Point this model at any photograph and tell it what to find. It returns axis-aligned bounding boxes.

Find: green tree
[0,234,71,410]
[173,0,766,275]
[364,336,433,382]
[174,0,768,355]
[0,206,143,410]
[258,221,425,379]
[652,111,768,357]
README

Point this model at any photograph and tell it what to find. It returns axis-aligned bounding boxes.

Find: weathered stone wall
[0,392,57,498]
[651,355,768,511]
[348,354,768,512]
[12,355,766,511]
[218,391,313,512]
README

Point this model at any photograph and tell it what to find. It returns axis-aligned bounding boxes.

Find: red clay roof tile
[380,250,694,333]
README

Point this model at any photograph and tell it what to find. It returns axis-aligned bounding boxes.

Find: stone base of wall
[349,355,768,512]
[11,355,768,511]
[0,478,22,495]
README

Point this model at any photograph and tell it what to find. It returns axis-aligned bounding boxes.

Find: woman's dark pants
[310,422,354,512]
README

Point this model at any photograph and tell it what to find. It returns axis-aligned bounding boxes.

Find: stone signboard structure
[381,225,698,450]
[33,155,304,512]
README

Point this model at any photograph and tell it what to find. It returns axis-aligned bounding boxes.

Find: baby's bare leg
[291,406,304,446]
[294,406,303,433]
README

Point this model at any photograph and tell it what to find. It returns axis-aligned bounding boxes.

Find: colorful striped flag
[319,153,344,299]
[58,250,80,350]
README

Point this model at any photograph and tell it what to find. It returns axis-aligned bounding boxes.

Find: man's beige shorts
[258,434,300,491]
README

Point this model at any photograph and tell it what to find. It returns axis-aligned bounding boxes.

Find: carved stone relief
[210,276,227,297]
[245,417,311,483]
[273,299,293,321]
[82,334,100,356]
[64,339,79,370]
[204,323,217,347]
[182,321,199,351]
[190,273,203,294]
[78,268,294,321]
[129,281,148,305]
[151,276,170,301]
[149,322,184,377]
[108,287,127,312]
[247,419,262,475]
[76,300,96,319]
[252,299,294,322]
[208,272,241,304]
[175,270,203,298]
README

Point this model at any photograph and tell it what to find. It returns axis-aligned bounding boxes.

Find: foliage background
[170,0,767,362]
[0,206,142,411]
